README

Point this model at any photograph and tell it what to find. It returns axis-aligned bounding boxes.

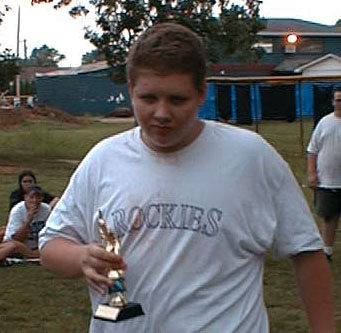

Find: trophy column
[94,210,144,322]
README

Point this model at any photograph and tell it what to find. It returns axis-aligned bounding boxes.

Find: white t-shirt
[307,112,341,188]
[5,201,50,250]
[40,120,322,333]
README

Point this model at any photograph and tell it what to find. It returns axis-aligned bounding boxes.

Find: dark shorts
[314,188,341,219]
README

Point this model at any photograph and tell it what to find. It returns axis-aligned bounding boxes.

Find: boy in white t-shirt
[39,23,336,332]
[4,185,50,258]
[307,87,341,261]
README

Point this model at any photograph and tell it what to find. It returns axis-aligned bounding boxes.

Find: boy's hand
[308,173,318,190]
[80,243,126,295]
[26,205,39,222]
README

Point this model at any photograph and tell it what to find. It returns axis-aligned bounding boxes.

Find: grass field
[0,117,340,332]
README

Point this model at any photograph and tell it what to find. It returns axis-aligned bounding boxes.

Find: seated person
[4,185,51,259]
[9,169,59,210]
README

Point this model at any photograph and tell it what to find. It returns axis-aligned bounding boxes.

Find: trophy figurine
[94,210,144,322]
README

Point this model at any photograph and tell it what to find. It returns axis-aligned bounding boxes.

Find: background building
[35,18,341,120]
[210,18,341,77]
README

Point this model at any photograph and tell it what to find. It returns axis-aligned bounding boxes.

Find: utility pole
[16,6,20,58]
[15,5,21,104]
[24,39,27,60]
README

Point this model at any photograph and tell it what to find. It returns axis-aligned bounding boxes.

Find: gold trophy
[94,210,144,322]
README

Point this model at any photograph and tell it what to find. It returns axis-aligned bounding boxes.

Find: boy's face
[332,91,341,114]
[25,191,43,210]
[129,69,206,153]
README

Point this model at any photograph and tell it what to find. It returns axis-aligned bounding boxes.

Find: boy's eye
[170,96,187,105]
[140,95,155,103]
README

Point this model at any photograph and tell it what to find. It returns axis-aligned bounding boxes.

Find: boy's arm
[307,153,318,189]
[40,238,126,295]
[5,208,31,242]
[48,197,59,209]
[291,250,336,332]
[40,238,87,278]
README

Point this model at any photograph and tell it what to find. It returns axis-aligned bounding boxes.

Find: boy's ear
[199,83,207,105]
[127,81,133,96]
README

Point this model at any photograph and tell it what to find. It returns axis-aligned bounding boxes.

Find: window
[252,39,273,53]
[285,44,297,53]
[298,38,323,53]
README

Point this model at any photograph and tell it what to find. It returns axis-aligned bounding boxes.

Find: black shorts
[314,188,341,219]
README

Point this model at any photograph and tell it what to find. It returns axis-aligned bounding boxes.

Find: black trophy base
[94,302,144,322]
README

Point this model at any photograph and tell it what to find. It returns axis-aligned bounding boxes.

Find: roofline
[258,32,341,37]
[36,61,109,77]
[294,53,341,72]
[207,74,341,84]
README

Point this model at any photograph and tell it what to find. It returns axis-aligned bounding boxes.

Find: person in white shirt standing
[307,87,341,261]
[39,23,336,332]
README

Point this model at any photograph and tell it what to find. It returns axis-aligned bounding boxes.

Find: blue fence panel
[295,83,314,117]
[198,83,217,120]
[230,84,237,121]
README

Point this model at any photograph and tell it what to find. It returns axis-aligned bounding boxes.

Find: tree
[27,44,65,66]
[82,49,105,64]
[31,0,265,80]
[0,3,11,25]
[0,48,19,93]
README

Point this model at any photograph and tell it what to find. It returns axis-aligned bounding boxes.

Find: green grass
[0,266,90,332]
[0,120,133,163]
[0,118,340,332]
[0,120,133,218]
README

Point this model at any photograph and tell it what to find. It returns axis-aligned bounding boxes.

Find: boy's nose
[154,101,171,121]
[32,197,39,204]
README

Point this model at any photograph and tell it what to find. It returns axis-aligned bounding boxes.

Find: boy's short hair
[332,86,341,98]
[25,185,43,198]
[127,22,206,93]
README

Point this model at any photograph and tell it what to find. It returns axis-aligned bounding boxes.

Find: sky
[0,0,340,67]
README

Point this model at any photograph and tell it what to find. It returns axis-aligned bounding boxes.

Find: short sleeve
[39,150,100,251]
[271,169,323,258]
[307,122,322,154]
[4,204,24,241]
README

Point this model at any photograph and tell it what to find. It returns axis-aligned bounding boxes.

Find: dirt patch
[0,105,80,128]
[54,159,80,166]
[96,116,136,124]
[103,107,133,118]
[0,109,24,127]
[28,105,81,123]
[0,165,21,175]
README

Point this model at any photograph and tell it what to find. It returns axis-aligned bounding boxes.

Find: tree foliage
[82,49,105,64]
[0,49,19,93]
[0,3,11,25]
[27,44,65,66]
[31,0,264,80]
[87,1,263,64]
